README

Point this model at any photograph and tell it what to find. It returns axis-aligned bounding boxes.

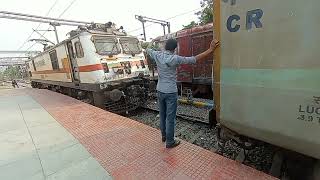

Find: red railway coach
[153,23,214,99]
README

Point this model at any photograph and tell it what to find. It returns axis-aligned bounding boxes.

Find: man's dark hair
[165,39,177,51]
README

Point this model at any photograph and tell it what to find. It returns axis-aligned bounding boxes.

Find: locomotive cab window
[119,37,142,55]
[49,50,59,70]
[92,36,120,55]
[75,41,84,58]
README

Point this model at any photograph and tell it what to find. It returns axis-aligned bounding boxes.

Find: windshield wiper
[111,45,117,53]
[124,44,137,55]
[106,45,117,55]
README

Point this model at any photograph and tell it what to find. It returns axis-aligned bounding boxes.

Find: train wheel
[31,82,37,88]
[269,151,284,178]
[313,160,320,180]
[280,153,315,180]
[208,109,216,128]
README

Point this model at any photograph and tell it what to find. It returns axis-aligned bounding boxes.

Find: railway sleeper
[105,96,142,114]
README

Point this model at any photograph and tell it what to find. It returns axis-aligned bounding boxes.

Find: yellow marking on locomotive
[178,99,213,108]
[104,56,118,61]
[62,58,71,79]
[108,62,121,68]
[214,0,221,123]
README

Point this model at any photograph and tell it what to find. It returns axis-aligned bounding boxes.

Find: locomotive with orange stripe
[28,23,154,113]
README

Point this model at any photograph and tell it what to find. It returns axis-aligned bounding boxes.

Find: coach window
[75,41,84,58]
[49,50,59,70]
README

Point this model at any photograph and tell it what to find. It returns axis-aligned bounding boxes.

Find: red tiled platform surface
[3,89,277,180]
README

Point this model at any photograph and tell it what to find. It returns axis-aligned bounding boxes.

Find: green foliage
[0,71,3,81]
[197,0,214,24]
[150,43,160,51]
[183,0,213,29]
[141,42,159,50]
[3,66,22,80]
[141,42,160,50]
[141,42,150,50]
[183,21,199,30]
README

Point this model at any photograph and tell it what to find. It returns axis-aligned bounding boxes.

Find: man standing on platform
[146,38,219,148]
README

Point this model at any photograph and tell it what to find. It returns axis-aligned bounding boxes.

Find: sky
[0,0,201,52]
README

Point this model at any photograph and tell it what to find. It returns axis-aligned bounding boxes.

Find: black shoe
[162,137,166,142]
[166,140,181,148]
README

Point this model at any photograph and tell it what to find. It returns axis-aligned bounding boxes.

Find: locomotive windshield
[93,36,120,55]
[119,37,142,55]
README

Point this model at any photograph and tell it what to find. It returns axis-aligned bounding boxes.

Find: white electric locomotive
[28,23,153,113]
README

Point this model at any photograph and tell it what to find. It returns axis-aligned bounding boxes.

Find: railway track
[141,105,209,125]
[128,107,217,145]
[143,98,212,125]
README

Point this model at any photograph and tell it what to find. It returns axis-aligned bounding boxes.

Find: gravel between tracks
[129,108,218,151]
[128,107,274,174]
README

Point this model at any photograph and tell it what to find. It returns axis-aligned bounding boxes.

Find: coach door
[66,41,80,82]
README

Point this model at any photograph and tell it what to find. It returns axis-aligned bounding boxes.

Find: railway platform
[0,88,277,180]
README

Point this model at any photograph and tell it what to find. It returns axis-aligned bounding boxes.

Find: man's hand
[210,39,220,50]
[195,39,220,63]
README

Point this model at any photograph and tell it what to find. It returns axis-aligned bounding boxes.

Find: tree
[3,66,22,80]
[197,0,213,24]
[183,0,213,29]
[0,71,3,81]
[141,42,150,50]
[183,21,198,30]
[141,42,160,50]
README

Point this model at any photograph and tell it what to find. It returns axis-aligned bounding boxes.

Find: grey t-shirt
[147,49,196,93]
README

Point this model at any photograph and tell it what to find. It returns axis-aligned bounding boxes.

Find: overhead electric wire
[0,15,84,27]
[1,10,89,24]
[166,7,202,20]
[57,0,77,19]
[17,0,59,51]
[127,7,201,34]
[24,0,78,51]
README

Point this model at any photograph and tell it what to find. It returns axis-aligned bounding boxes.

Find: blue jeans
[157,92,178,146]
